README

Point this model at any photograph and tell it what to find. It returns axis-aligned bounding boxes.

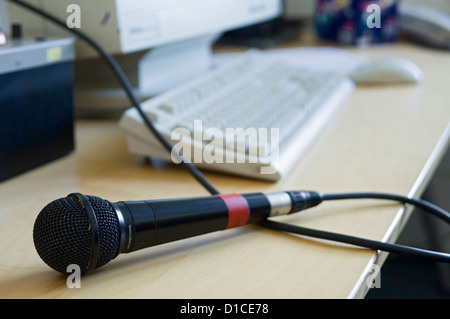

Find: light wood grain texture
[0,36,448,299]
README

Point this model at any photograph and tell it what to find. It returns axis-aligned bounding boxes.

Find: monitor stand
[74,34,219,117]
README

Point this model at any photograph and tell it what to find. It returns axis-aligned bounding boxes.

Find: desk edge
[347,123,450,299]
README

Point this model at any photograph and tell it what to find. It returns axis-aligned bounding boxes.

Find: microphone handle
[111,193,272,254]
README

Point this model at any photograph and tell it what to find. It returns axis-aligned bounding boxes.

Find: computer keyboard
[119,50,354,181]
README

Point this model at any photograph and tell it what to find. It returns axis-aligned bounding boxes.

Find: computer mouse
[349,56,424,85]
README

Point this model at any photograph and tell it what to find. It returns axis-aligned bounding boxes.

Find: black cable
[9,0,449,263]
[6,0,220,196]
[261,220,450,263]
[322,192,450,224]
[263,191,450,263]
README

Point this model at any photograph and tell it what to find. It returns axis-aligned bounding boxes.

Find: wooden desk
[0,39,449,299]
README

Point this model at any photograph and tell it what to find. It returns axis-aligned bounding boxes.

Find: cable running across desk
[8,0,449,263]
[262,191,450,263]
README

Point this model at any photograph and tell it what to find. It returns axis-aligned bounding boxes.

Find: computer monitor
[7,0,283,115]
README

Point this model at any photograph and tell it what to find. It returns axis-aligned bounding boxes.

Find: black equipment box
[0,38,75,182]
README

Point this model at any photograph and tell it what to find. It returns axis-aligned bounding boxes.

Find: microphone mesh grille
[89,195,121,268]
[33,195,120,274]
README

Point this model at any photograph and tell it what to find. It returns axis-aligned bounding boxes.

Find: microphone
[33,191,322,274]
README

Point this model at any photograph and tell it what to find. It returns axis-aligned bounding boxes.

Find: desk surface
[0,37,449,299]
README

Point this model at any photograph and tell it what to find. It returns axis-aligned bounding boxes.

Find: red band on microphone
[218,194,250,229]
